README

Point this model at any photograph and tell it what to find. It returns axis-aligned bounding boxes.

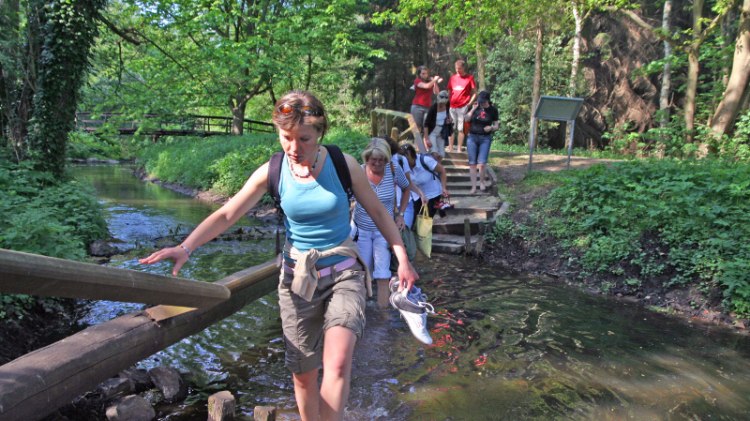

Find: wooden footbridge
[75,112,275,138]
[0,248,279,420]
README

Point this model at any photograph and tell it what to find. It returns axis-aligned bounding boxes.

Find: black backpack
[266,144,354,215]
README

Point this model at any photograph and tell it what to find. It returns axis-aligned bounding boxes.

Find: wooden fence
[75,112,275,138]
[0,248,278,420]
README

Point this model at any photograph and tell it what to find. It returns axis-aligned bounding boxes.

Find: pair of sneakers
[389,277,435,345]
[433,198,454,211]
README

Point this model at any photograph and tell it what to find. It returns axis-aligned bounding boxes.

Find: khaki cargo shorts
[450,104,470,132]
[278,262,366,374]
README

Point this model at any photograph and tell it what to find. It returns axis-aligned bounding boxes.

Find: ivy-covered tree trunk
[25,0,104,177]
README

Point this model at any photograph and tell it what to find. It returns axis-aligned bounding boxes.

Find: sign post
[528,96,584,172]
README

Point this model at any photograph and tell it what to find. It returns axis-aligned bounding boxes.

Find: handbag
[415,205,433,258]
[389,162,417,271]
[390,228,417,272]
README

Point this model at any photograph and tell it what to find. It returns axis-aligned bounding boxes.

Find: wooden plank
[0,249,230,307]
[0,260,279,421]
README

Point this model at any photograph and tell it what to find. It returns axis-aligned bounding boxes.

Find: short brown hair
[272,90,328,138]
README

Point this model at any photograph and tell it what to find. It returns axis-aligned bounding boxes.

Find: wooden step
[432,233,482,254]
[432,213,493,235]
[448,188,495,198]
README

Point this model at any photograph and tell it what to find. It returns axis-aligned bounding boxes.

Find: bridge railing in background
[74,112,275,137]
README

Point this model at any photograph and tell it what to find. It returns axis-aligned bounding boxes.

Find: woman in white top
[422,90,452,158]
[399,143,449,218]
[386,137,426,229]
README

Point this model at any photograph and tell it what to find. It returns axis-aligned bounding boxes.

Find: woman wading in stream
[140,90,419,421]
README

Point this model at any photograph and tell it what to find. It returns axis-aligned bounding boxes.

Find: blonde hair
[361,138,392,164]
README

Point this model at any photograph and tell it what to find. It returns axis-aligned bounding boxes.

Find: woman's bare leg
[319,326,357,421]
[469,165,477,194]
[293,369,320,421]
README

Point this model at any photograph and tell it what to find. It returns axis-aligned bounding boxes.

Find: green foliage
[0,155,108,321]
[707,110,750,162]
[484,33,572,146]
[67,131,129,160]
[139,135,278,193]
[138,128,369,195]
[0,157,107,258]
[536,159,750,316]
[84,0,381,132]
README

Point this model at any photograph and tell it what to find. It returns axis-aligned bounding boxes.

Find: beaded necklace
[288,147,321,179]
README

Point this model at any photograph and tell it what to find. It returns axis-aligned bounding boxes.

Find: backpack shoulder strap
[323,144,354,201]
[267,151,284,211]
[419,153,438,180]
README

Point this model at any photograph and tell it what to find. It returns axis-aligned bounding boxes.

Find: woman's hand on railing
[139,246,189,276]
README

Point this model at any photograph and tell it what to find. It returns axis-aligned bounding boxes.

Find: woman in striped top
[352,138,410,283]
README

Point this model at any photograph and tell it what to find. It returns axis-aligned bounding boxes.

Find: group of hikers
[139,62,498,420]
[411,59,499,194]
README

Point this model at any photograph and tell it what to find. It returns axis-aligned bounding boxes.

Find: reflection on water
[73,165,750,420]
[388,258,750,420]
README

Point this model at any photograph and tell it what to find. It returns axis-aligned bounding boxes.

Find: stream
[72,164,750,420]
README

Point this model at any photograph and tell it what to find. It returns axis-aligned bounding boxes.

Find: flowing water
[73,165,750,420]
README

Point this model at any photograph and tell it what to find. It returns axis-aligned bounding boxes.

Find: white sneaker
[389,284,435,345]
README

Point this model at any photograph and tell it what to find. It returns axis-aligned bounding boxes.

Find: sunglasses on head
[277,103,322,116]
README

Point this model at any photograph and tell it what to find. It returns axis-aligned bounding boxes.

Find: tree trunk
[710,0,750,137]
[569,2,581,96]
[0,0,34,160]
[476,44,486,91]
[684,0,703,143]
[660,0,672,130]
[26,0,104,176]
[531,19,543,131]
[230,96,247,135]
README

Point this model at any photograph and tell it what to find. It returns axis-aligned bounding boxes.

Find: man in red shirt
[446,60,477,152]
[411,65,441,152]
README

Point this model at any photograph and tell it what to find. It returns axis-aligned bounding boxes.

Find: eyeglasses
[277,103,322,116]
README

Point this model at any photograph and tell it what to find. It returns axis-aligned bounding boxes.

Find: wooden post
[208,391,235,421]
[385,115,393,139]
[389,127,399,141]
[464,218,471,256]
[253,406,277,421]
[371,110,378,136]
[0,261,278,421]
[0,249,230,307]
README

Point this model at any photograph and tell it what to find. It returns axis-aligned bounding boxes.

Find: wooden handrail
[0,249,230,307]
[0,259,279,421]
[370,108,420,141]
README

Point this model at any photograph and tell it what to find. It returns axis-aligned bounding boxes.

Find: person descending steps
[389,276,435,345]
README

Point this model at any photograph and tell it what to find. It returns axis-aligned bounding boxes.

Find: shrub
[537,159,750,316]
[0,156,108,321]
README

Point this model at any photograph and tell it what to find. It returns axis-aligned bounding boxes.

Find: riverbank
[136,157,749,334]
[483,152,749,334]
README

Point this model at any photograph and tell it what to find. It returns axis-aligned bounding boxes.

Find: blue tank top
[280,153,350,266]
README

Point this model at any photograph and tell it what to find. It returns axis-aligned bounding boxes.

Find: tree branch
[98,15,142,46]
[134,29,196,80]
